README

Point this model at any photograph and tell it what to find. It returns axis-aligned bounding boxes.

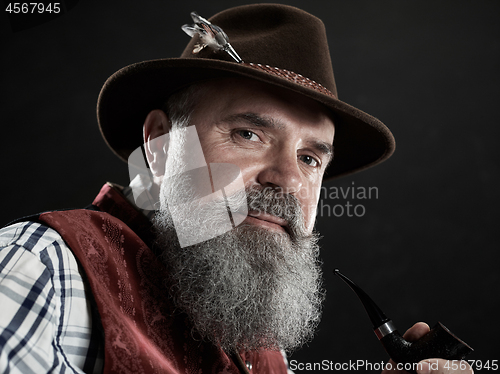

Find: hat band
[244,62,335,98]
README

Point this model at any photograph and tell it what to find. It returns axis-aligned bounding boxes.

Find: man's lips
[243,211,288,232]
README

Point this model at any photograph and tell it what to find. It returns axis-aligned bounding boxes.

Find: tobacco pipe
[334,269,473,373]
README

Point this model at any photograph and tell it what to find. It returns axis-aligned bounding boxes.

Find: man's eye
[300,155,319,167]
[237,130,259,142]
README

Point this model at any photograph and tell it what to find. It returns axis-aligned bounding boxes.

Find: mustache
[162,173,308,242]
[243,186,307,239]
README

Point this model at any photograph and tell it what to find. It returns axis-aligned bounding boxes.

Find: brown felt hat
[97,3,395,180]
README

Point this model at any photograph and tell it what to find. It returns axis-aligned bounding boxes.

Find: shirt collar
[121,174,157,220]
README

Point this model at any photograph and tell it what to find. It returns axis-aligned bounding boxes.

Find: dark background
[1,0,498,372]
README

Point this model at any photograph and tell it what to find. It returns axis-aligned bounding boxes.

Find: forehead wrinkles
[191,78,334,144]
[193,78,284,114]
[189,80,252,125]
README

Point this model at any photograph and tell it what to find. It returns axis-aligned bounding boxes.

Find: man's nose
[257,151,303,194]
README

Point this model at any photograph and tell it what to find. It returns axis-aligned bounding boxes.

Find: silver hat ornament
[182,11,243,63]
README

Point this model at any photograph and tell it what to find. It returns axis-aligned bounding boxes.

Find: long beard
[152,128,324,353]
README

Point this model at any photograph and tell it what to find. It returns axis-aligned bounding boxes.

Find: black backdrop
[1,0,499,372]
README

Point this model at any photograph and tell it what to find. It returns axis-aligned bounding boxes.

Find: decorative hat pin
[182,11,243,63]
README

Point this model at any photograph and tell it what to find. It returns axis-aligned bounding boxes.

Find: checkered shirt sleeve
[0,221,104,374]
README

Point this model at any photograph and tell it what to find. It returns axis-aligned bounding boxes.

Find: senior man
[0,4,471,374]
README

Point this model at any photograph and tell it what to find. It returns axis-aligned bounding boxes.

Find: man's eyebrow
[222,112,283,129]
[307,139,334,166]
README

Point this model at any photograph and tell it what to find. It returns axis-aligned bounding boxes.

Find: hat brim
[97,57,395,180]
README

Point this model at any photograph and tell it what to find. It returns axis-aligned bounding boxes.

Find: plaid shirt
[0,220,104,374]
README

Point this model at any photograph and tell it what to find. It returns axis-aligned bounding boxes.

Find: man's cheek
[301,204,317,233]
[297,192,321,229]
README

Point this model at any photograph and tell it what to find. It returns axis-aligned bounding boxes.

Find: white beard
[152,126,324,353]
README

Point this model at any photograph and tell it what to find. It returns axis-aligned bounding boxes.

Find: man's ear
[143,109,171,177]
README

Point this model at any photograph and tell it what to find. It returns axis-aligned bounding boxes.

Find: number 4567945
[445,360,499,371]
[5,3,61,14]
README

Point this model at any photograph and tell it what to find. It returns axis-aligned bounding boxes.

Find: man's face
[152,78,333,352]
[191,78,335,233]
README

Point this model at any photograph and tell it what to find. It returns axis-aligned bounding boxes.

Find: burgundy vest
[38,183,287,374]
